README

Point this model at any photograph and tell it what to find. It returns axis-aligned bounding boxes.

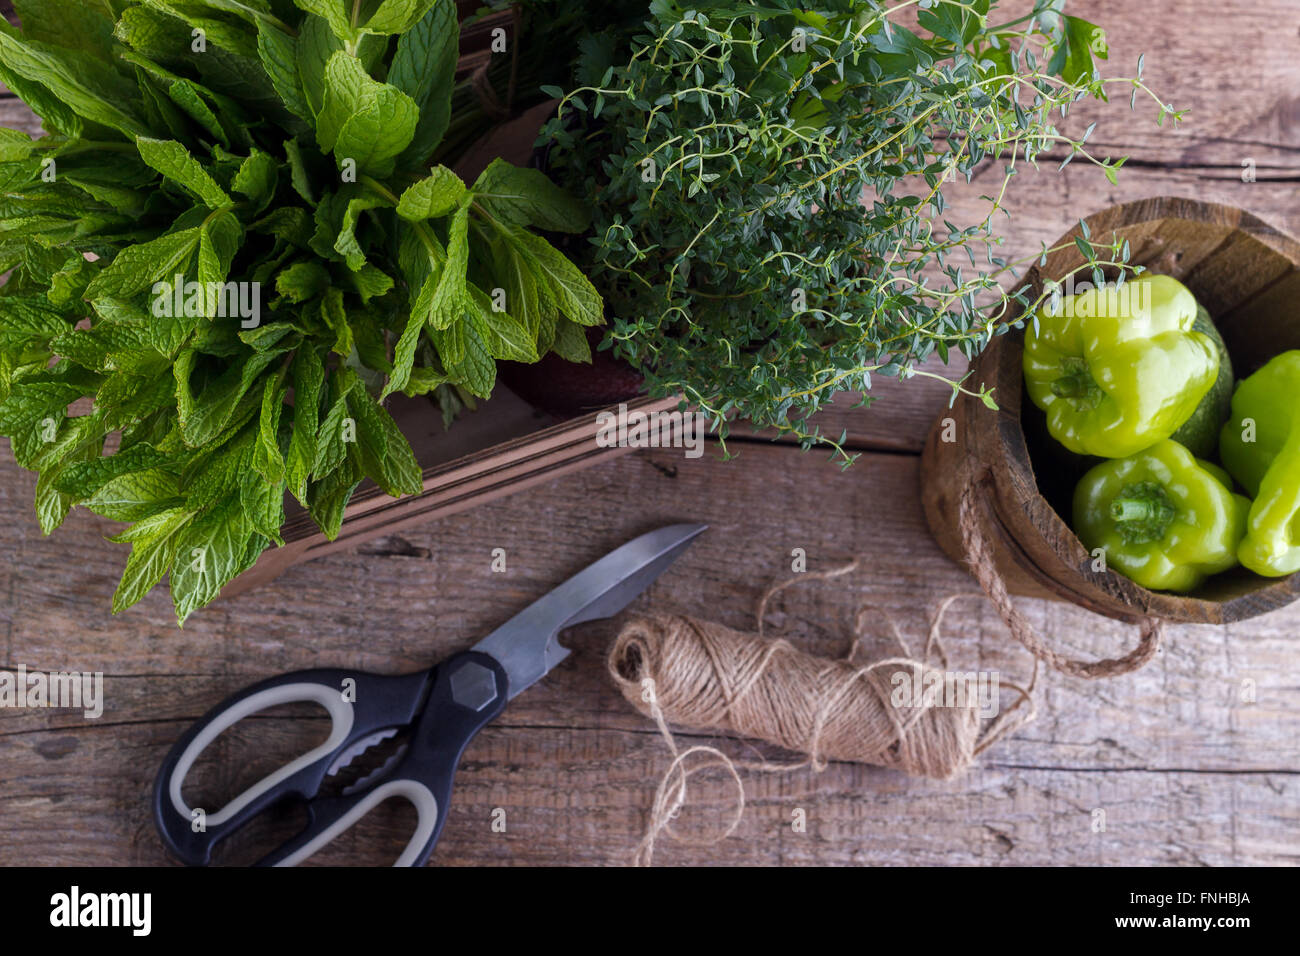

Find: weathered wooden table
[2,0,1298,866]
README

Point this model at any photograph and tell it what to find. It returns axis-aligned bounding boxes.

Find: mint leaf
[0,296,69,350]
[84,468,184,522]
[135,138,232,209]
[312,389,350,479]
[112,507,193,614]
[276,261,331,302]
[85,227,202,300]
[346,388,423,496]
[551,318,594,363]
[416,203,469,329]
[175,349,285,448]
[472,292,539,363]
[252,375,286,484]
[317,52,418,176]
[35,471,73,535]
[94,369,176,434]
[254,204,314,247]
[401,367,448,398]
[296,13,341,117]
[166,78,230,147]
[319,287,352,357]
[284,137,316,202]
[48,255,98,309]
[307,454,361,540]
[108,505,193,544]
[0,127,35,161]
[256,20,311,122]
[15,0,116,61]
[0,31,146,136]
[240,467,285,545]
[473,158,592,234]
[389,0,458,166]
[344,264,394,303]
[433,316,495,397]
[286,347,324,503]
[232,149,281,211]
[384,306,425,400]
[0,51,82,137]
[396,166,467,221]
[170,493,256,625]
[505,227,603,326]
[362,0,441,35]
[0,380,86,432]
[54,442,175,499]
[335,194,391,271]
[182,427,255,512]
[198,209,243,286]
[293,0,355,43]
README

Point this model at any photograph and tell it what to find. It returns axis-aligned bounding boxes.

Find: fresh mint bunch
[0,0,603,623]
[542,0,1177,459]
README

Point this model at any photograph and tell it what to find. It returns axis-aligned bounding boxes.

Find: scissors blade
[471,523,707,700]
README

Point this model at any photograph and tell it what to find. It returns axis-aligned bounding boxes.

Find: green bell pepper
[1023,274,1219,458]
[1219,350,1300,495]
[1073,439,1249,592]
[1219,350,1300,576]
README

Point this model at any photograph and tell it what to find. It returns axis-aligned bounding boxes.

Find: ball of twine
[607,563,1037,865]
[611,615,984,779]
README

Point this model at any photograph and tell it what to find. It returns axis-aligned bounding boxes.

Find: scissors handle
[253,652,509,867]
[153,653,509,867]
[152,667,428,865]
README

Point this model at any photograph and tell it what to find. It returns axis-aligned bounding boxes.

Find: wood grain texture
[1,0,1299,866]
[4,443,1300,865]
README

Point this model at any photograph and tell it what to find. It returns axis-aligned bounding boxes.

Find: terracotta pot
[499,327,644,418]
[921,197,1300,626]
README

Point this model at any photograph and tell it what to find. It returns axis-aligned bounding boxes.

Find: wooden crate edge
[224,394,682,597]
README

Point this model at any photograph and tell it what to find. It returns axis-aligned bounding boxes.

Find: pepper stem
[1051,374,1093,399]
[1111,498,1164,522]
[1049,357,1103,409]
[1109,482,1178,545]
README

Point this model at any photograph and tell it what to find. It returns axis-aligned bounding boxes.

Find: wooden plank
[3,441,1300,864]
[1023,0,1300,170]
[2,721,1296,865]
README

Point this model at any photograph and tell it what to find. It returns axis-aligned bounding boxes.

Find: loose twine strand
[957,476,1164,679]
[609,564,1038,866]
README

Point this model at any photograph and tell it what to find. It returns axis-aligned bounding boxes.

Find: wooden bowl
[921,197,1300,625]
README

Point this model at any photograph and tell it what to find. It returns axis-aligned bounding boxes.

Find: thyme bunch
[542,0,1178,460]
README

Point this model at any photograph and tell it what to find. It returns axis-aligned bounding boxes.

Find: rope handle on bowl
[957,477,1163,679]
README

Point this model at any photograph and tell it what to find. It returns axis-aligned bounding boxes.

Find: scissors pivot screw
[450,661,499,712]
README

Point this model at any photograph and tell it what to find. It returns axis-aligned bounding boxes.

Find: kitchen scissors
[152,523,707,866]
